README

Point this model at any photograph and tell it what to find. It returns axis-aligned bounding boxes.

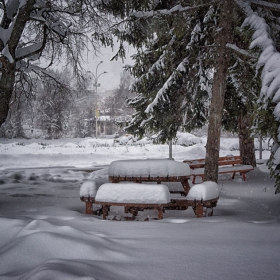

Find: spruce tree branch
[131,1,221,19]
[251,0,280,13]
[187,44,219,48]
[226,43,257,59]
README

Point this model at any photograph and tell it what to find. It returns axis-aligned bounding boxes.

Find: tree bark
[204,0,233,182]
[238,113,256,167]
[0,0,35,127]
[0,62,16,125]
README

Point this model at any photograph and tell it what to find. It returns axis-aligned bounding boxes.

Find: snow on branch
[1,45,14,63]
[239,0,280,174]
[251,0,280,13]
[226,43,256,59]
[15,42,43,60]
[145,58,188,114]
[241,4,280,102]
[131,2,219,19]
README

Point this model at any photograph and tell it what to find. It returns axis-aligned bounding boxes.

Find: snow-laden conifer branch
[237,0,280,192]
[251,0,280,13]
[240,2,279,104]
[130,36,176,93]
[131,2,220,19]
[226,43,256,59]
[145,57,188,114]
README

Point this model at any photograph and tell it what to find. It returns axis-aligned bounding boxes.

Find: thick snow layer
[79,180,99,197]
[174,131,201,146]
[0,137,279,279]
[109,159,191,177]
[95,183,170,204]
[186,181,219,200]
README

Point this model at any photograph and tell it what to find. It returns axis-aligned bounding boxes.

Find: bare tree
[0,0,113,126]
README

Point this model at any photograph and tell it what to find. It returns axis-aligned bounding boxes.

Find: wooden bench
[166,181,219,217]
[167,197,219,217]
[94,183,171,220]
[183,155,254,183]
[108,159,191,196]
[94,181,219,219]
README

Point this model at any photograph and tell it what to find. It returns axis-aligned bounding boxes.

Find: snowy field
[0,136,280,280]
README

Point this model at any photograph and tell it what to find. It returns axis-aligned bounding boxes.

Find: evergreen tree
[101,1,253,175]
[101,0,280,189]
[0,0,114,127]
[239,0,280,192]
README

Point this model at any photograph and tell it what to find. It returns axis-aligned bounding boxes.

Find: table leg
[102,205,108,220]
[157,207,163,219]
[85,201,93,215]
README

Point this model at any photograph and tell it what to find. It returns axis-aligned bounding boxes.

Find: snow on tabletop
[108,159,190,177]
[80,180,99,197]
[186,181,219,201]
[95,183,170,204]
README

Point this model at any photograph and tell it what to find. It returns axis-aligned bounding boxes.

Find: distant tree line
[0,69,135,139]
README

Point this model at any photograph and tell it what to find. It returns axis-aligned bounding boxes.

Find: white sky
[85,42,135,92]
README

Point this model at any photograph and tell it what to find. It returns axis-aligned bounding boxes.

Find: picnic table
[108,158,191,195]
[80,159,220,219]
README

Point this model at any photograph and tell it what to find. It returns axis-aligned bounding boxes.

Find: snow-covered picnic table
[108,158,191,195]
[80,159,220,219]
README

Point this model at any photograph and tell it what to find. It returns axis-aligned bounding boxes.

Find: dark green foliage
[101,0,280,192]
[118,1,220,141]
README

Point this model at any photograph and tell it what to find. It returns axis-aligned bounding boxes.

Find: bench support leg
[193,202,204,218]
[181,180,190,196]
[192,175,204,184]
[85,201,93,215]
[102,206,110,220]
[125,206,138,217]
[157,207,163,219]
[192,176,196,184]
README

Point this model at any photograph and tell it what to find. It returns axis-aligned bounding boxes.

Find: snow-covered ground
[0,136,280,280]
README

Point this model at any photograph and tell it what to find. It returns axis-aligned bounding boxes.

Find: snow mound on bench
[186,181,219,201]
[95,183,170,204]
[80,180,99,197]
[109,159,190,177]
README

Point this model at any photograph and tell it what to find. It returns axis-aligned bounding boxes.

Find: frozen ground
[0,136,279,280]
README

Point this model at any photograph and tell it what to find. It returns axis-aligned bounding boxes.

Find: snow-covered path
[0,137,279,279]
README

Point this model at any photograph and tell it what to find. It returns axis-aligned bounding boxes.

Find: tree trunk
[238,113,256,167]
[0,63,16,126]
[0,0,36,127]
[204,0,232,182]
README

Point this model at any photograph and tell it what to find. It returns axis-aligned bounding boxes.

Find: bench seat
[95,182,170,219]
[166,181,220,217]
[94,181,219,219]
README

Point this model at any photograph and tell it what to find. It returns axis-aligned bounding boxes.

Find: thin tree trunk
[238,113,256,167]
[204,0,232,182]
